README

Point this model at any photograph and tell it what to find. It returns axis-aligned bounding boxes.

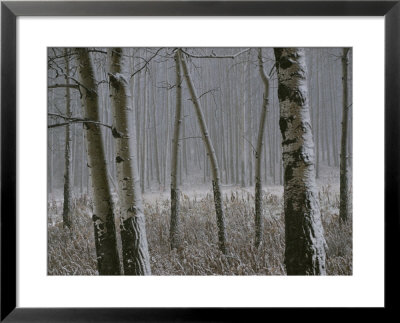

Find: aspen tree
[62,49,73,228]
[179,49,227,254]
[340,48,351,223]
[254,48,270,248]
[170,51,183,250]
[108,48,151,275]
[76,48,121,275]
[274,48,326,275]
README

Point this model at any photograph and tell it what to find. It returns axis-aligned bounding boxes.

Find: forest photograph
[47,47,352,276]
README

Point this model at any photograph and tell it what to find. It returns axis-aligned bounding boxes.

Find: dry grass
[48,187,352,275]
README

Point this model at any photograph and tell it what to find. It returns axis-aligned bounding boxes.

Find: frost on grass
[48,179,352,276]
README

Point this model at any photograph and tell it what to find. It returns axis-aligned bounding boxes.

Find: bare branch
[130,48,164,79]
[180,48,250,59]
[178,136,203,141]
[48,83,79,90]
[48,120,112,130]
[48,112,75,119]
[88,49,107,54]
[242,136,256,154]
[48,113,112,129]
[197,88,218,100]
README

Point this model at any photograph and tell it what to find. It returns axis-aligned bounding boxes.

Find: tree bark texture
[274,48,326,275]
[254,48,270,248]
[62,49,73,229]
[170,51,183,250]
[108,48,151,275]
[340,48,351,223]
[179,49,227,254]
[76,48,121,275]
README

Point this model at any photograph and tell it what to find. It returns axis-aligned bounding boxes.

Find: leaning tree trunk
[62,49,73,229]
[340,48,351,223]
[274,48,326,275]
[108,48,151,275]
[254,48,270,248]
[170,51,183,250]
[76,48,121,275]
[179,49,227,254]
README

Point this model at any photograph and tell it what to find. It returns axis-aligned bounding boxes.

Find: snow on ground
[48,165,345,226]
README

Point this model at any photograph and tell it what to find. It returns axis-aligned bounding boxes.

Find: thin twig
[48,84,79,90]
[242,136,256,154]
[178,136,203,141]
[48,113,112,129]
[180,48,250,59]
[130,48,164,79]
[48,120,112,129]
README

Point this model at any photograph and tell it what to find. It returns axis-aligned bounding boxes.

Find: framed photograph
[1,1,398,321]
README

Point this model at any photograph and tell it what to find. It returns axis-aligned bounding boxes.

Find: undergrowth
[48,186,352,275]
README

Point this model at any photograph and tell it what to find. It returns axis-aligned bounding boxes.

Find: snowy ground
[48,165,347,226]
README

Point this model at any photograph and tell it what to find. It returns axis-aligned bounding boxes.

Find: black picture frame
[1,1,398,321]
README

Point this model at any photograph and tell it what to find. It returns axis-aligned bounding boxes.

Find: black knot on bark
[127,206,137,214]
[112,126,123,138]
[108,73,120,90]
[278,84,306,105]
[116,156,124,163]
[279,56,294,69]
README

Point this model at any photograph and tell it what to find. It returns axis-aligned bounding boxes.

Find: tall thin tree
[76,48,121,275]
[254,48,270,248]
[170,51,183,250]
[108,48,151,275]
[340,48,351,222]
[274,48,326,275]
[179,49,227,254]
[62,49,73,229]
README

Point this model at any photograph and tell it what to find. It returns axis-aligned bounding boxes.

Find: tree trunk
[62,49,73,228]
[340,48,351,223]
[179,49,227,254]
[163,62,171,189]
[76,48,121,275]
[170,51,183,250]
[315,53,321,178]
[141,71,148,193]
[80,132,84,195]
[274,48,326,275]
[240,61,247,187]
[108,48,151,275]
[254,48,270,248]
[152,87,161,185]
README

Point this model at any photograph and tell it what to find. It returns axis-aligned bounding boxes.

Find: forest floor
[48,167,352,275]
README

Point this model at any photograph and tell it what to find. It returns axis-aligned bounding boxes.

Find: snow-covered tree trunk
[108,48,151,275]
[170,51,183,250]
[179,49,227,254]
[62,49,72,228]
[274,48,326,275]
[340,48,351,223]
[76,48,121,275]
[254,48,270,248]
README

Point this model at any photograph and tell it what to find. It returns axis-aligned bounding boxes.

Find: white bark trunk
[179,49,227,254]
[274,48,326,275]
[255,48,270,248]
[76,48,121,275]
[108,48,151,275]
